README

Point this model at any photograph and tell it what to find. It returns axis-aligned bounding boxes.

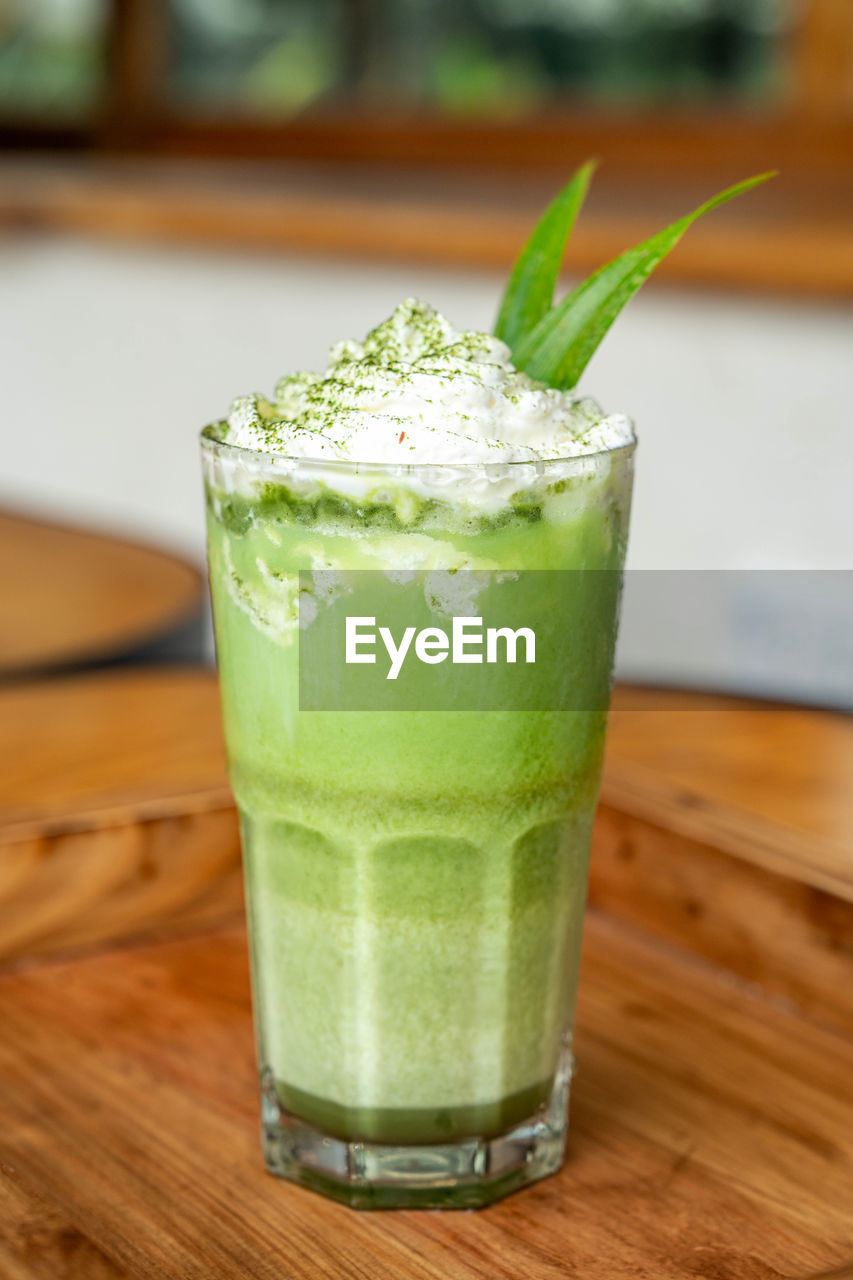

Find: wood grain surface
[0,510,203,677]
[1,916,851,1280]
[2,669,852,995]
[0,668,239,965]
[1,671,852,1275]
[603,688,853,900]
[595,688,853,1037]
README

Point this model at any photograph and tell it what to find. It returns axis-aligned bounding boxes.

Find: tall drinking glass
[202,426,634,1208]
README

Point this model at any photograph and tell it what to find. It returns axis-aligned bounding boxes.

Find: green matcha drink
[203,299,634,1206]
[202,168,767,1207]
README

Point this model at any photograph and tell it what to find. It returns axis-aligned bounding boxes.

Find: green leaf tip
[500,169,776,392]
[494,159,597,353]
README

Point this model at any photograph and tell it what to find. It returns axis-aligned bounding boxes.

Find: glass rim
[200,421,637,476]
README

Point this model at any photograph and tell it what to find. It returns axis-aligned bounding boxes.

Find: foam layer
[216,299,634,510]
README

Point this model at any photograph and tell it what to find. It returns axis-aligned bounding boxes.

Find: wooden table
[0,510,204,678]
[1,671,852,1279]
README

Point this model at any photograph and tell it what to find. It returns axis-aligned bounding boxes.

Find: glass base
[259,1045,574,1209]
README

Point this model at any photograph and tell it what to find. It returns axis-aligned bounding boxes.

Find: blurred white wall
[3,234,851,699]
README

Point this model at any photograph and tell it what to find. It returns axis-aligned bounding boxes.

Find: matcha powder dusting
[222,298,633,468]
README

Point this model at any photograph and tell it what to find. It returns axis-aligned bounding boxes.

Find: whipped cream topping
[222,299,634,469]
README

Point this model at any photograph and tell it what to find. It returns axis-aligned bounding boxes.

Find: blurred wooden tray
[596,687,853,1037]
[0,667,240,965]
[0,510,204,677]
[2,669,851,999]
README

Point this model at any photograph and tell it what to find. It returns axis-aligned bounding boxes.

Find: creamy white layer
[216,299,633,510]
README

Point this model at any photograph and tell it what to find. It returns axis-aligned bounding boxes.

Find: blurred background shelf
[0,509,205,679]
[2,157,852,298]
[1,0,852,299]
[2,0,852,174]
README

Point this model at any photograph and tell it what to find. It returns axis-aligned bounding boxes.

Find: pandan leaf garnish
[494,160,596,353]
[497,169,775,391]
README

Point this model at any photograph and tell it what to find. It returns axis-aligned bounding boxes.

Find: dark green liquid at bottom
[276,1077,552,1145]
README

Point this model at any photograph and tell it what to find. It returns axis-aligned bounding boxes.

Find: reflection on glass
[0,0,108,118]
[169,0,797,118]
